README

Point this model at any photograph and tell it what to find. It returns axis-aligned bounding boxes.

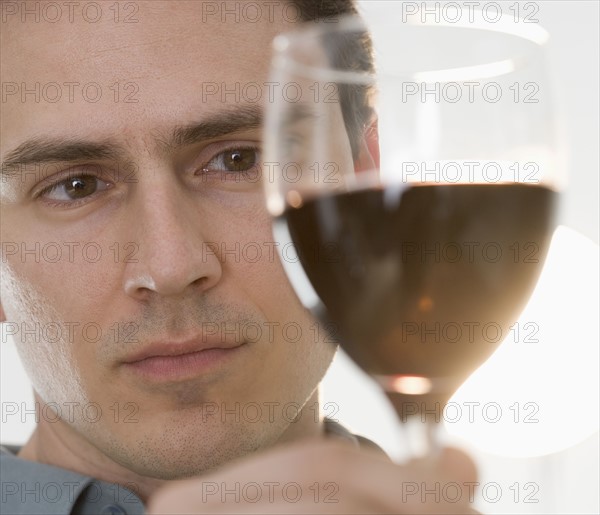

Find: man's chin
[105,422,273,480]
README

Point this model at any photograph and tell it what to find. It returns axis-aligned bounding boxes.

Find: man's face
[0,2,349,479]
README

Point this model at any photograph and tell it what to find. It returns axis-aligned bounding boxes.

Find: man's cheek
[0,254,57,323]
[4,235,122,304]
[234,243,299,310]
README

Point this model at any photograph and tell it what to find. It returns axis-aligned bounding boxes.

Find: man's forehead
[1,1,298,160]
[2,2,292,80]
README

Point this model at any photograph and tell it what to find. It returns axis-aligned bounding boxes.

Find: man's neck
[17,390,326,503]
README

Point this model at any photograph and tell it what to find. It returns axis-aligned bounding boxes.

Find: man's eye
[203,147,260,173]
[39,175,111,202]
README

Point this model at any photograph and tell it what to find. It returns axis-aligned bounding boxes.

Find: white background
[1,1,599,514]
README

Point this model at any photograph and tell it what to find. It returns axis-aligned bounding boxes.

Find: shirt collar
[0,446,145,515]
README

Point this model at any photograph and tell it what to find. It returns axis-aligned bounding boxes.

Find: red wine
[277,183,556,405]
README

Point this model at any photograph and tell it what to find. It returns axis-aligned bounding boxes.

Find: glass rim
[272,13,551,85]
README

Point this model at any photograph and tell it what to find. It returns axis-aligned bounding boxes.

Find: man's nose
[121,183,222,300]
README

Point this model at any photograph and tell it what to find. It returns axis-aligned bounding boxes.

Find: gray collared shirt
[0,445,145,515]
[1,419,385,514]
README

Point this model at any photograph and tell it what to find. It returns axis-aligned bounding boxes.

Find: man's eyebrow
[169,105,263,149]
[0,105,264,180]
[1,139,123,179]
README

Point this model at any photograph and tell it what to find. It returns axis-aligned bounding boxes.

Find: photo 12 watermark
[398,2,540,24]
[1,2,139,24]
[1,401,139,424]
[401,480,540,505]
[1,81,140,104]
[199,480,339,504]
[396,399,540,424]
[1,480,141,505]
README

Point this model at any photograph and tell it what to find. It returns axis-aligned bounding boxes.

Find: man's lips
[121,338,247,382]
[122,337,245,363]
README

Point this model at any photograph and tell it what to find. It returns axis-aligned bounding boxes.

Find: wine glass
[263,14,561,455]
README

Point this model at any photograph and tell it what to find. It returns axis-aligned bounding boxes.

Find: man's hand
[147,439,479,514]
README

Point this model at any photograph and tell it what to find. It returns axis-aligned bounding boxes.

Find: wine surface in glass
[277,183,556,406]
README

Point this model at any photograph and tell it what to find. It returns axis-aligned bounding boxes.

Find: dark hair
[291,0,375,158]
